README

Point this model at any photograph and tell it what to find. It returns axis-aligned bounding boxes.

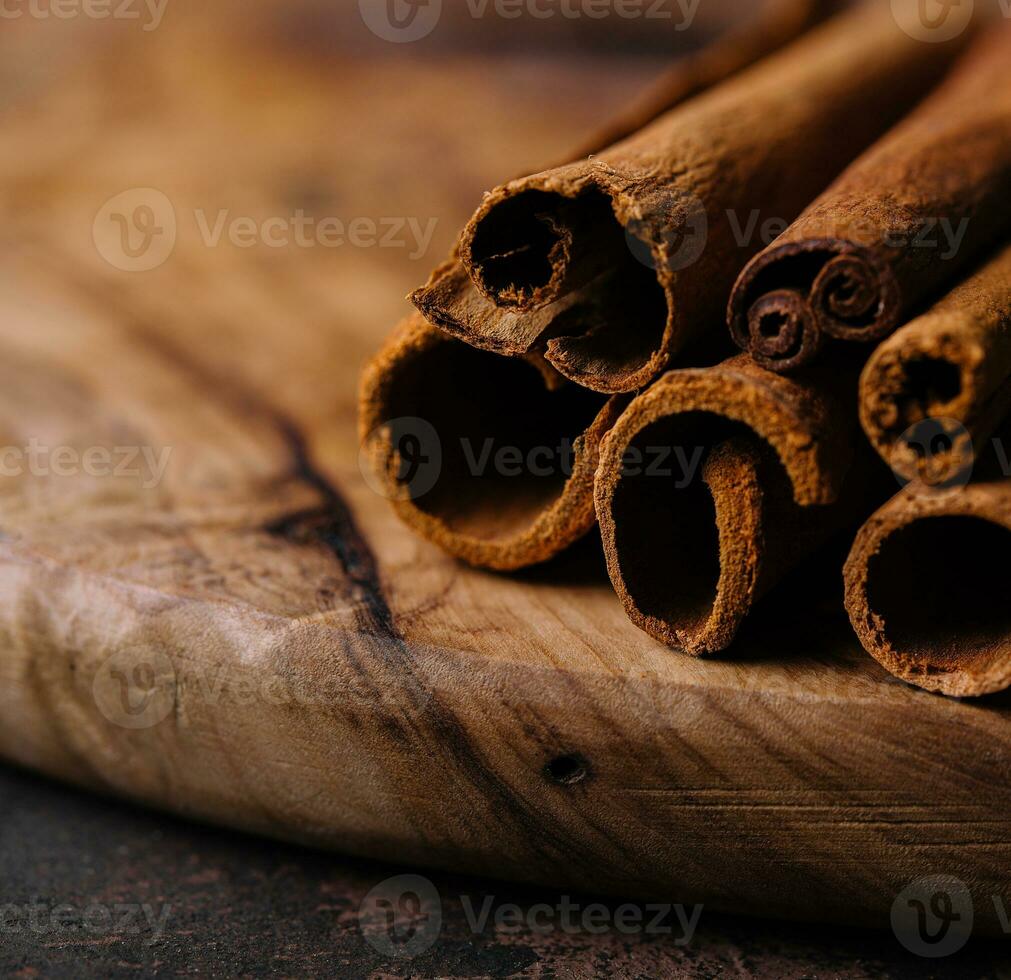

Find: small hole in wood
[544,753,590,786]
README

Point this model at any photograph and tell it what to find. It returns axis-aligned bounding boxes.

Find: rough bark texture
[562,0,834,162]
[845,480,1011,697]
[860,242,1011,484]
[416,3,971,393]
[729,23,1011,372]
[365,0,829,570]
[410,0,833,379]
[594,354,885,655]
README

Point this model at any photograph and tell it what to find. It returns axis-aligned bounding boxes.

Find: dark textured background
[1,764,1008,978]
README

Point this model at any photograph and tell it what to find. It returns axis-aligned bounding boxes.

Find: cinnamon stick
[562,0,834,161]
[594,354,885,654]
[359,313,625,571]
[415,3,971,393]
[860,242,1011,485]
[844,479,1011,697]
[360,0,829,570]
[729,23,1011,373]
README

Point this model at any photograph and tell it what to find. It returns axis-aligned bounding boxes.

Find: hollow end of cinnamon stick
[462,191,617,312]
[729,22,1011,374]
[728,240,900,373]
[423,1,979,392]
[860,243,1011,484]
[845,484,1011,697]
[359,315,623,571]
[861,328,983,486]
[598,418,784,656]
[595,356,857,655]
[456,186,673,393]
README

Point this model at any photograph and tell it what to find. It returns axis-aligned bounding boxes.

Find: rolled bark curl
[415,3,969,393]
[729,22,1011,372]
[594,355,883,654]
[360,0,833,571]
[730,240,902,372]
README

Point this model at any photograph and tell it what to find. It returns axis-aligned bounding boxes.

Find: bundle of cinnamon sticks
[360,0,1011,697]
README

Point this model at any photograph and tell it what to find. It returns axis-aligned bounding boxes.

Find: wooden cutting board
[0,2,1008,937]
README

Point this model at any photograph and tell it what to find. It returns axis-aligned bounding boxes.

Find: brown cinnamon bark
[562,0,834,161]
[729,23,1011,373]
[361,0,829,570]
[594,354,884,654]
[860,242,1011,485]
[359,314,626,571]
[411,0,833,379]
[415,3,971,393]
[844,480,1011,697]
